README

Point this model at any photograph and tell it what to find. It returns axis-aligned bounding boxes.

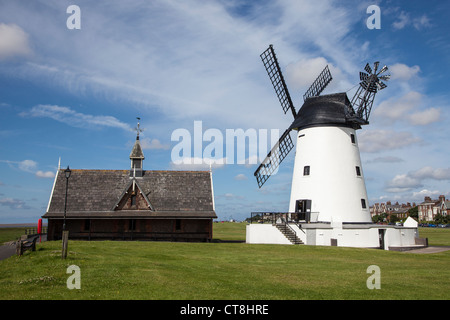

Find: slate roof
[43,169,216,219]
[129,137,145,159]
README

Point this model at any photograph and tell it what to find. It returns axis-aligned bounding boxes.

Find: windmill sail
[260,45,297,118]
[254,129,294,188]
[303,65,333,101]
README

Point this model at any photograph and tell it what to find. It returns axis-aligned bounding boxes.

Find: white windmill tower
[254,45,390,224]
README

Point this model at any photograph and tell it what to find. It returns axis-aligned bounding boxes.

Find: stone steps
[275,224,303,245]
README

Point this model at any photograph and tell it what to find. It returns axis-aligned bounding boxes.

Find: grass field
[0,223,449,300]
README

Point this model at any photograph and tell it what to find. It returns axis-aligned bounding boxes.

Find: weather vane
[134,117,144,139]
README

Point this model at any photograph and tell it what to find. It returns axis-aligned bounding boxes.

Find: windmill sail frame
[303,65,333,101]
[260,45,297,118]
[254,129,294,188]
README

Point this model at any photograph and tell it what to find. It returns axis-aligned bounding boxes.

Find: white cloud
[285,57,348,94]
[234,173,248,181]
[373,91,440,126]
[412,189,441,200]
[409,166,450,181]
[392,11,409,30]
[408,107,441,125]
[386,174,422,192]
[413,15,432,30]
[286,57,331,88]
[367,156,404,164]
[0,0,367,131]
[389,63,420,81]
[170,156,226,170]
[386,166,450,193]
[18,160,38,173]
[0,197,30,210]
[0,23,31,60]
[0,159,54,178]
[140,137,170,150]
[358,129,421,153]
[1,159,38,173]
[35,170,55,179]
[21,104,132,131]
[392,11,431,31]
[374,91,420,122]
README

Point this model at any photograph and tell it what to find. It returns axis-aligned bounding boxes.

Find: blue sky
[0,0,449,223]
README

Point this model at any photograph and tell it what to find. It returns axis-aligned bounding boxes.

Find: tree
[372,213,387,223]
[408,206,418,219]
[390,214,400,223]
[434,213,449,225]
[372,214,381,223]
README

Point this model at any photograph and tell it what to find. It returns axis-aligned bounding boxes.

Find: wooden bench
[16,235,39,256]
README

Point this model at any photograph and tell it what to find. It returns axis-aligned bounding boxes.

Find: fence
[25,226,48,235]
[249,211,318,224]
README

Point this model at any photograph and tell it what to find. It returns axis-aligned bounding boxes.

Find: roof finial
[134,117,143,140]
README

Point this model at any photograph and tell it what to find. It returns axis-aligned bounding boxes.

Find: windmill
[254,45,389,223]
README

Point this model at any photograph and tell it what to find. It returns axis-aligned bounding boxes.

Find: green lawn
[418,227,450,246]
[0,228,26,244]
[0,223,448,300]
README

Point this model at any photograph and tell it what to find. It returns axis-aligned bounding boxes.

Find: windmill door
[378,229,385,249]
[295,200,312,222]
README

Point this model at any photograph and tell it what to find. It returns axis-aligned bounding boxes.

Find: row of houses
[370,201,414,221]
[370,195,450,222]
[417,195,450,222]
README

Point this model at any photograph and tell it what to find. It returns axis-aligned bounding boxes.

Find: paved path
[0,241,17,260]
[0,235,47,261]
[404,246,450,254]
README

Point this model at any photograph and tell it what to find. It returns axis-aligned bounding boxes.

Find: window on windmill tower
[356,166,361,176]
[361,199,367,209]
[303,166,310,176]
[351,134,356,144]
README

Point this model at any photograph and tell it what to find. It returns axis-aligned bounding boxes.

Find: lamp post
[63,166,71,231]
[62,165,71,259]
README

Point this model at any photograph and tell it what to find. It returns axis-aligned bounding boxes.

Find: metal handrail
[278,216,298,236]
[249,211,319,224]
